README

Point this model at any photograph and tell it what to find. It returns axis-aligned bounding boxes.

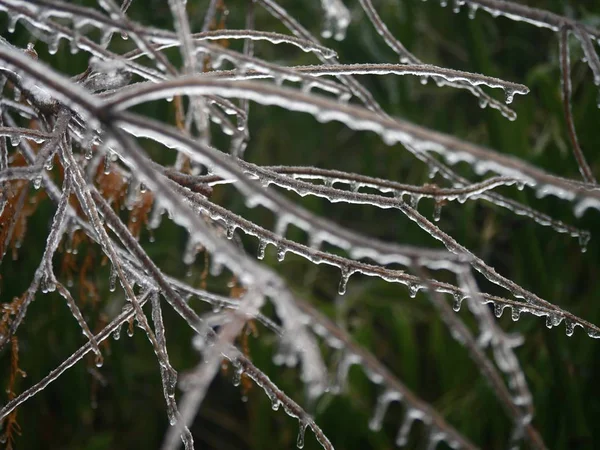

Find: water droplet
[95,354,104,368]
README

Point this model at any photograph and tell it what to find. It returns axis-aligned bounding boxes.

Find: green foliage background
[1,0,599,449]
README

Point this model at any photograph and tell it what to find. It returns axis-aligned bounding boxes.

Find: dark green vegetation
[1,1,599,449]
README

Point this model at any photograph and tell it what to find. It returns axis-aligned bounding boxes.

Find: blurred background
[1,0,599,448]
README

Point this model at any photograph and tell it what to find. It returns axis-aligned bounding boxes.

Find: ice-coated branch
[415,267,547,450]
[296,300,477,449]
[100,78,600,213]
[558,27,596,185]
[0,291,153,422]
[357,0,519,120]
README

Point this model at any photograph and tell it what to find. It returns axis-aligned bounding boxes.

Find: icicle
[257,239,267,260]
[41,274,56,294]
[109,265,117,292]
[494,303,505,318]
[113,324,122,340]
[452,0,461,14]
[410,194,422,209]
[274,214,290,237]
[183,237,199,265]
[47,34,60,55]
[425,426,445,450]
[332,352,361,394]
[369,390,401,432]
[296,421,307,449]
[432,202,442,222]
[511,306,522,322]
[232,362,244,387]
[70,24,80,55]
[308,231,323,250]
[204,254,221,277]
[7,13,21,33]
[544,314,563,329]
[320,0,351,41]
[407,282,420,298]
[585,326,600,339]
[124,180,140,211]
[468,3,478,19]
[33,175,42,190]
[273,338,298,367]
[396,409,418,446]
[338,267,352,295]
[428,166,438,179]
[269,391,280,411]
[148,201,165,229]
[452,293,464,312]
[276,245,287,262]
[9,134,21,148]
[578,232,590,253]
[505,88,515,104]
[226,224,236,239]
[103,151,112,174]
[565,319,575,337]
